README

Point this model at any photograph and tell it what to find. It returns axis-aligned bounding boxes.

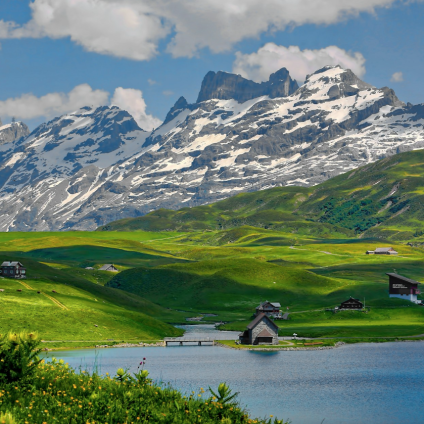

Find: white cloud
[148,79,158,86]
[232,44,366,83]
[111,87,162,131]
[162,90,174,96]
[391,71,404,82]
[0,85,162,131]
[0,0,418,60]
[0,84,109,121]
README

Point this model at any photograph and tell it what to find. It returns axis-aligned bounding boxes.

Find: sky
[0,0,423,131]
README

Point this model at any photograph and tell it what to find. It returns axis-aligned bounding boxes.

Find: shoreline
[42,337,424,352]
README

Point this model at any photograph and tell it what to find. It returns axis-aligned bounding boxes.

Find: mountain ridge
[98,148,424,243]
[0,65,424,231]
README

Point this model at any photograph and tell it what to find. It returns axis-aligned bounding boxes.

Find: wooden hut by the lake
[239,313,279,345]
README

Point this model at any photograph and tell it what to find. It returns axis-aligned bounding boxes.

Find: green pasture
[1,188,424,341]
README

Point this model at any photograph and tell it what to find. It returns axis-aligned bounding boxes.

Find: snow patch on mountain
[0,65,423,231]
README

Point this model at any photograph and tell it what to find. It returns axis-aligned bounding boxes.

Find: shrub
[0,358,288,423]
[0,332,42,384]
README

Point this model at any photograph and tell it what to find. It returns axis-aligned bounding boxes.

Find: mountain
[98,148,424,243]
[1,65,424,231]
[0,120,30,145]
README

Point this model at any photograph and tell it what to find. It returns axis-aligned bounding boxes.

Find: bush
[0,332,42,384]
[0,358,288,423]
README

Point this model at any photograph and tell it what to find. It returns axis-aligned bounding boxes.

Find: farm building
[0,261,26,279]
[99,264,118,272]
[366,247,398,255]
[339,297,363,310]
[239,313,279,345]
[255,301,281,317]
[387,273,421,304]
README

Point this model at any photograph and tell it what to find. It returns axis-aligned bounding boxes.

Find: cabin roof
[386,273,421,285]
[247,312,277,330]
[99,264,116,270]
[375,247,395,252]
[256,301,281,308]
[1,261,23,267]
[341,296,362,303]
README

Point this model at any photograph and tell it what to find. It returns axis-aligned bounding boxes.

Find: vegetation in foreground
[0,332,286,424]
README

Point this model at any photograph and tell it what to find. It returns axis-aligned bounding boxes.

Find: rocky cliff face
[0,121,30,145]
[196,68,299,103]
[0,65,423,231]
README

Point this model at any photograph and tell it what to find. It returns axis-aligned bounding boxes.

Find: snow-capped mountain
[0,120,29,145]
[0,65,424,231]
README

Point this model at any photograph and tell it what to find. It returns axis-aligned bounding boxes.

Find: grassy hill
[0,235,188,344]
[4,150,424,341]
[98,149,424,243]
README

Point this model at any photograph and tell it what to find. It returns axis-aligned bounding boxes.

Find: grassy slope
[0,249,185,342]
[98,149,424,243]
[1,229,424,338]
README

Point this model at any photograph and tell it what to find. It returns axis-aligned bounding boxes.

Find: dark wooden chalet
[339,297,363,310]
[99,264,118,272]
[0,261,26,279]
[255,301,281,317]
[387,273,421,304]
[239,313,279,345]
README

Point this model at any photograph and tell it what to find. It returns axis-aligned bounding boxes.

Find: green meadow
[0,227,424,343]
[2,150,424,344]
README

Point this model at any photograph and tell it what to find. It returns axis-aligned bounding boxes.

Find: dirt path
[17,280,69,311]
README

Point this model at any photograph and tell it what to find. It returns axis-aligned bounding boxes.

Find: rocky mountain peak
[0,121,30,145]
[196,68,298,103]
[163,96,190,125]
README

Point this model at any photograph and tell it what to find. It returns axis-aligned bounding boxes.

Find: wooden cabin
[366,247,398,255]
[387,273,421,304]
[0,261,26,279]
[339,297,363,310]
[99,264,118,272]
[255,301,281,317]
[239,313,279,345]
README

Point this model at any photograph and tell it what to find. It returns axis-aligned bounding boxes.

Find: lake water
[48,325,424,424]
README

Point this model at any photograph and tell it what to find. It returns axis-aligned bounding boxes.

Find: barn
[367,247,398,255]
[239,313,279,345]
[0,261,26,279]
[339,297,363,310]
[387,273,421,304]
[99,264,118,272]
[255,301,281,317]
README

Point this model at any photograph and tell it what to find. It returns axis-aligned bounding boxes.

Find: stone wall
[250,318,278,345]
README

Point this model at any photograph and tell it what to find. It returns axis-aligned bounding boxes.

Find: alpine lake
[47,324,424,424]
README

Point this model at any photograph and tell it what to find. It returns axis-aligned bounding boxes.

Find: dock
[164,337,215,346]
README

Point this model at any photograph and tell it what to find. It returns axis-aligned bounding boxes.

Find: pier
[164,337,215,346]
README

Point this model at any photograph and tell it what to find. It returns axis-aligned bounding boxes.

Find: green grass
[2,158,424,342]
[0,257,184,343]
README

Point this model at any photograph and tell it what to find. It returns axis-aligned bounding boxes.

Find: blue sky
[0,0,423,131]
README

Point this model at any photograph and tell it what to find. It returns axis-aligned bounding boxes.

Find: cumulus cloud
[391,71,404,82]
[111,87,162,131]
[233,44,366,83]
[0,85,161,131]
[0,0,417,60]
[0,84,109,121]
